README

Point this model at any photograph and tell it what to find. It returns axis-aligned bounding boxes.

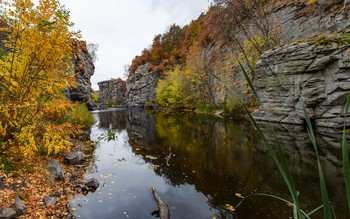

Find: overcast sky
[59,0,210,90]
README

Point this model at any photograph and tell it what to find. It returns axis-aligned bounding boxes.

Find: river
[69,108,348,219]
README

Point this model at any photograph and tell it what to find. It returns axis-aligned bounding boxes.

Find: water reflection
[71,108,348,219]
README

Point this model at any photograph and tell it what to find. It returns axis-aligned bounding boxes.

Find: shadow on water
[71,108,348,219]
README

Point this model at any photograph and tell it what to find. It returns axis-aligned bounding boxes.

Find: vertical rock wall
[253,42,350,129]
[97,78,126,107]
[69,40,95,109]
[126,64,160,107]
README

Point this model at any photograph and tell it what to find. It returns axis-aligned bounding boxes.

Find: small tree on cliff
[0,0,81,158]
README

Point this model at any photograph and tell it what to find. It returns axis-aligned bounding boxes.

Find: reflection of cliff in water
[96,109,127,131]
[256,122,346,216]
[125,109,347,218]
[126,108,157,147]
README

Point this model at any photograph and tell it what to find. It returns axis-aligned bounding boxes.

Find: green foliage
[145,99,157,107]
[98,129,117,142]
[195,104,220,113]
[156,66,193,108]
[92,91,99,104]
[0,155,14,173]
[107,99,114,107]
[301,97,332,219]
[225,93,244,114]
[65,103,95,129]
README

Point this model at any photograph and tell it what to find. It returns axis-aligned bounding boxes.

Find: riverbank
[0,138,95,218]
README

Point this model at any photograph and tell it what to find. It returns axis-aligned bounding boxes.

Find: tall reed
[211,60,350,218]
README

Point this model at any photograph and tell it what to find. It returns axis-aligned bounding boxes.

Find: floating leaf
[148,164,160,170]
[235,193,245,199]
[145,155,157,160]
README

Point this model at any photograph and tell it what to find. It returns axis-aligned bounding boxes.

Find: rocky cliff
[97,78,126,107]
[68,40,95,110]
[126,63,160,107]
[253,41,350,128]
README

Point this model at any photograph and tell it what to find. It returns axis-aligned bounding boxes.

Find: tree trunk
[151,187,170,219]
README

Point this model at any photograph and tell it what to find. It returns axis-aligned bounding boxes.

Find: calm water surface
[70,108,348,219]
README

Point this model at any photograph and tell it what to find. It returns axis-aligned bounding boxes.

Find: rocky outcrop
[97,78,126,107]
[68,40,95,110]
[253,41,350,129]
[126,63,160,106]
[270,1,350,43]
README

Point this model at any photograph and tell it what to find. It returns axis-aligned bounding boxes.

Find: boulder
[43,196,56,207]
[85,178,99,191]
[14,196,27,217]
[64,151,87,165]
[0,196,27,219]
[0,207,16,219]
[46,160,65,181]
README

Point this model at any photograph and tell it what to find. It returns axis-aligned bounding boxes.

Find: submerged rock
[85,178,99,191]
[46,160,65,181]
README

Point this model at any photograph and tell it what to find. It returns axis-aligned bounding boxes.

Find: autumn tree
[0,0,82,158]
[87,42,99,63]
[211,0,281,73]
[128,24,186,75]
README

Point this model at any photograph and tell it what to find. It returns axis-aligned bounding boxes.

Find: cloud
[60,0,210,90]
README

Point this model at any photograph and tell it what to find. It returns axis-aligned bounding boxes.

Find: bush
[156,66,192,108]
[92,92,99,104]
[195,104,219,113]
[225,93,244,115]
[65,103,95,129]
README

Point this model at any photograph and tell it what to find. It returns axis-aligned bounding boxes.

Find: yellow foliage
[306,0,318,6]
[156,66,194,107]
[0,0,81,159]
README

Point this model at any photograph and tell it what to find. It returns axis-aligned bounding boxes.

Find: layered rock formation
[126,63,160,107]
[253,42,350,129]
[68,40,95,110]
[98,78,126,107]
[270,1,350,42]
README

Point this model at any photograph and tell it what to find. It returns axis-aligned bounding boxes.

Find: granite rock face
[98,78,126,107]
[68,40,95,110]
[126,64,160,107]
[253,42,350,129]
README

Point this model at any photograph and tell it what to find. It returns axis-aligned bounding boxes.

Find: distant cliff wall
[126,63,160,107]
[98,78,126,107]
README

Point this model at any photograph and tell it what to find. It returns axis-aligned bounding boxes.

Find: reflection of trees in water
[97,110,127,131]
[125,109,348,218]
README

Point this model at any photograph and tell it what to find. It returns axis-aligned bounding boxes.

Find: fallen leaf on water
[148,164,160,170]
[145,155,157,160]
[100,174,113,179]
